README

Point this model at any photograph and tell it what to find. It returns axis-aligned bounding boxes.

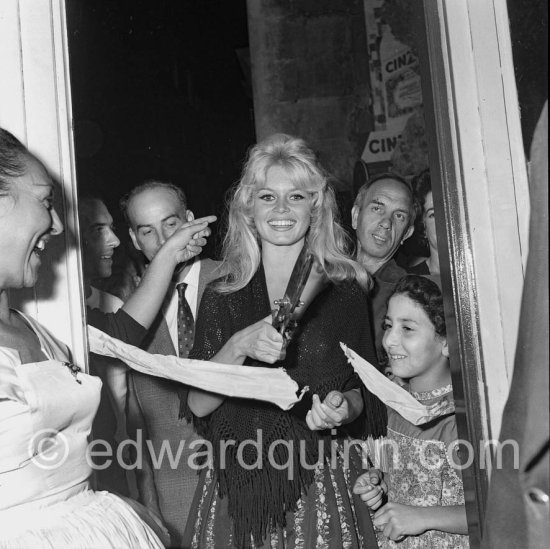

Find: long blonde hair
[215,134,371,293]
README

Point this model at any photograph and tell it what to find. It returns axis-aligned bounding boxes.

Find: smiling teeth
[269,220,294,226]
[389,354,406,359]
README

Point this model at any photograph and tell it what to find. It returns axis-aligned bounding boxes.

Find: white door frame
[0,0,87,369]
[419,0,529,543]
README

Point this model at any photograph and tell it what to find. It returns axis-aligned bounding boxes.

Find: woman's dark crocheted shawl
[183,265,386,547]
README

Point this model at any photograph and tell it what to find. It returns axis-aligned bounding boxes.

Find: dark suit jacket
[371,258,408,364]
[127,258,220,547]
[482,102,549,547]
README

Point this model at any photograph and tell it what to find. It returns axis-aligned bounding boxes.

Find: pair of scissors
[271,245,314,348]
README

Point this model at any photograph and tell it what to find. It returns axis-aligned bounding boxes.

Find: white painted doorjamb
[436,0,528,446]
[0,0,87,369]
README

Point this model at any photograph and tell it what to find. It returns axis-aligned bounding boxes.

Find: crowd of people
[1,128,470,548]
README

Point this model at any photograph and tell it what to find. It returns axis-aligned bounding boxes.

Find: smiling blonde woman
[183,134,387,549]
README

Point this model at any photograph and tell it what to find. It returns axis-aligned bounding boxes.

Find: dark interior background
[507,0,548,153]
[66,0,253,259]
[67,0,547,267]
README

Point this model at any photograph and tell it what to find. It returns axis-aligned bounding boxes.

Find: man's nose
[378,214,392,229]
[108,229,120,248]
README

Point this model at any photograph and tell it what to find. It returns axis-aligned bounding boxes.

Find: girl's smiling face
[382,293,449,391]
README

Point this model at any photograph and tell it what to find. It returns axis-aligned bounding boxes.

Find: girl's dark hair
[392,274,446,337]
[0,128,29,192]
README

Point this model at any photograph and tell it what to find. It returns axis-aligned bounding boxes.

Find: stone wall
[247,0,373,191]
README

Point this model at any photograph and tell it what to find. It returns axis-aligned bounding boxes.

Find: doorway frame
[0,2,530,544]
[0,0,87,369]
[416,0,529,544]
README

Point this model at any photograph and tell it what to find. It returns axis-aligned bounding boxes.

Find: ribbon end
[297,385,310,401]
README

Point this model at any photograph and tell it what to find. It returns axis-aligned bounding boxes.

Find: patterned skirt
[182,446,378,549]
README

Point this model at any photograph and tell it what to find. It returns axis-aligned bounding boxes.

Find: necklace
[62,361,82,384]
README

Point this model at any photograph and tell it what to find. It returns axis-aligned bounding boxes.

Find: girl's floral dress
[378,384,470,548]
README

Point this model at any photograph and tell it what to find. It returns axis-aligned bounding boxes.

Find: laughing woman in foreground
[0,128,214,548]
[184,134,386,548]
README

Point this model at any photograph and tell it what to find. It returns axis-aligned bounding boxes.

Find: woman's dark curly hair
[0,128,29,193]
[412,168,432,206]
[391,274,446,337]
[411,169,432,248]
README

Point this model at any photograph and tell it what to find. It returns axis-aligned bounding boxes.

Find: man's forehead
[366,179,412,207]
[92,208,113,225]
[82,200,112,227]
[130,187,186,211]
[128,190,186,227]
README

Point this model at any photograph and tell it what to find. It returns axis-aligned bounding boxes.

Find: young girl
[354,275,469,548]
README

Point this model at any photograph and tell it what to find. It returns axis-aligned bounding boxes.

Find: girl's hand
[373,502,428,541]
[353,469,387,511]
[230,316,285,364]
[306,391,349,430]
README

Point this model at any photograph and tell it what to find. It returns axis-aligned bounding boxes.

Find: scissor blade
[283,246,314,309]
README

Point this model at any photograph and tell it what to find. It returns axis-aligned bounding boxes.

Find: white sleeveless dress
[0,311,164,548]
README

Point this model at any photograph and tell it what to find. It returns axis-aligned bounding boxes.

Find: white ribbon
[88,326,305,411]
[340,343,454,425]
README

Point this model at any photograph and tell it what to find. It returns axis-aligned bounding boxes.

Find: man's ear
[402,224,414,243]
[129,228,141,251]
[185,209,195,223]
[351,205,359,230]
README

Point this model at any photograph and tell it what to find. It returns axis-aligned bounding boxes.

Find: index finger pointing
[192,215,217,225]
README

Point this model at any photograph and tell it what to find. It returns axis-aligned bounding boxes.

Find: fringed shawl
[180,265,386,548]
